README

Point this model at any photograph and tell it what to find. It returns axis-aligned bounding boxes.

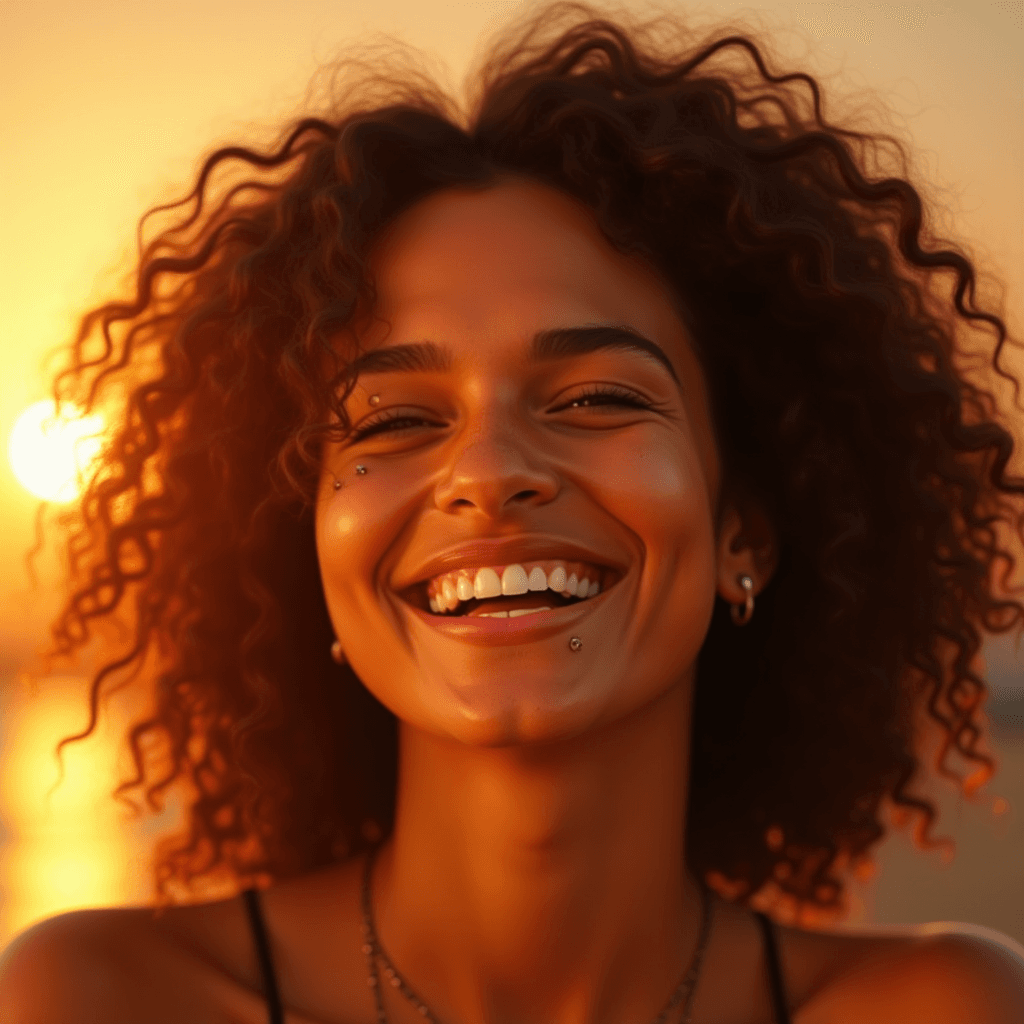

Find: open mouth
[399,567,621,619]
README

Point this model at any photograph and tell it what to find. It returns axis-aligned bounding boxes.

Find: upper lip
[394,536,628,591]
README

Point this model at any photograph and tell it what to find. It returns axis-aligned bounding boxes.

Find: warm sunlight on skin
[315,178,751,749]
[7,400,104,503]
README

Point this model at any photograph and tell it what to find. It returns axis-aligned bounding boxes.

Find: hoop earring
[730,575,755,626]
[331,640,346,664]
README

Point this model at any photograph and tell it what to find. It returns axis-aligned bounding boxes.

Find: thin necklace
[360,845,715,1024]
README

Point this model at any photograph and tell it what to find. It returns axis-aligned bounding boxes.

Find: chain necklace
[360,845,714,1024]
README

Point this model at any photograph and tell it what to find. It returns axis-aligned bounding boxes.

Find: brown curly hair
[45,1,1024,915]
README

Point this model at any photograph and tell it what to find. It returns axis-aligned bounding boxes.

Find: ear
[715,498,777,607]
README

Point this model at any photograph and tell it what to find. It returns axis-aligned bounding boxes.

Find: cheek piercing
[332,465,370,490]
[569,637,583,652]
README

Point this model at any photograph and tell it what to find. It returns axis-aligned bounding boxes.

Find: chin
[422,666,624,748]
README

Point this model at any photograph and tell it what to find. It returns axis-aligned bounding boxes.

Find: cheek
[314,482,391,627]
[314,460,434,631]
[591,428,712,544]
[591,430,718,688]
[316,497,360,584]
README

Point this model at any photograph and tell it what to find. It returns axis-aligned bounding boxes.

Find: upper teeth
[426,560,604,614]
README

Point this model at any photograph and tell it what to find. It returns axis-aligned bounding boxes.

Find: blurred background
[1,0,1022,953]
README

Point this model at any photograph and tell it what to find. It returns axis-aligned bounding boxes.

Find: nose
[432,418,560,517]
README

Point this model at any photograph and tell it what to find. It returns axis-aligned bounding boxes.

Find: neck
[373,678,704,1024]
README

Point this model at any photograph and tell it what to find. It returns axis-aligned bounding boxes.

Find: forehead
[363,178,684,340]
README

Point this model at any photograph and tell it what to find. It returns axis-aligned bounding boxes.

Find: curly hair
[45,1,1024,916]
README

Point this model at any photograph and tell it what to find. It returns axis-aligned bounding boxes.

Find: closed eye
[346,385,662,442]
[347,411,439,442]
[554,384,658,412]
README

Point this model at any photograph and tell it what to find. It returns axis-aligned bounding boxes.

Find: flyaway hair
[43,1,1024,916]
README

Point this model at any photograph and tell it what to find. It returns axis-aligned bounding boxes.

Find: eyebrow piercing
[369,394,380,405]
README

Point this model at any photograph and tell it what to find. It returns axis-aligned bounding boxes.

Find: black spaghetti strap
[754,911,792,1024]
[242,887,285,1024]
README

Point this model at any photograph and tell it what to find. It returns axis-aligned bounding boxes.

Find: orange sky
[1,0,1022,660]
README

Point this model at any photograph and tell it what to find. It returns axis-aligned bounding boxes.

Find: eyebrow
[341,325,681,388]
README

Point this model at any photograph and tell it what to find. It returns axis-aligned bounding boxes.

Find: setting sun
[7,400,104,503]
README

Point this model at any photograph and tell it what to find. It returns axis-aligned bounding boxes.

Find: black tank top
[242,888,793,1023]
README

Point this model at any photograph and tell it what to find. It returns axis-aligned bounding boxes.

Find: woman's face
[317,178,724,747]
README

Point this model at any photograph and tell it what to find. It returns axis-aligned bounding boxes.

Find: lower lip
[401,589,612,647]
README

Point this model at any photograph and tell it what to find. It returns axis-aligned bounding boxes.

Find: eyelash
[347,385,658,442]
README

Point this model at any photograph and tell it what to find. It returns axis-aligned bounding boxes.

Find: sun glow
[7,400,105,502]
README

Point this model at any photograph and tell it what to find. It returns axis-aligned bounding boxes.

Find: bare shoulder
[0,857,370,1024]
[0,894,274,1024]
[1,909,105,1020]
[0,906,163,1022]
[787,920,1024,1024]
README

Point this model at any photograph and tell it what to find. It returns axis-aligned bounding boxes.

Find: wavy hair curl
[47,1,1024,913]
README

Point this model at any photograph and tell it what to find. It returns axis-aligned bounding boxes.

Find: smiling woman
[2,2,1024,1022]
[316,179,728,750]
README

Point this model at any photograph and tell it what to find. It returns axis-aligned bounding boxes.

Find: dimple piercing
[569,636,583,651]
